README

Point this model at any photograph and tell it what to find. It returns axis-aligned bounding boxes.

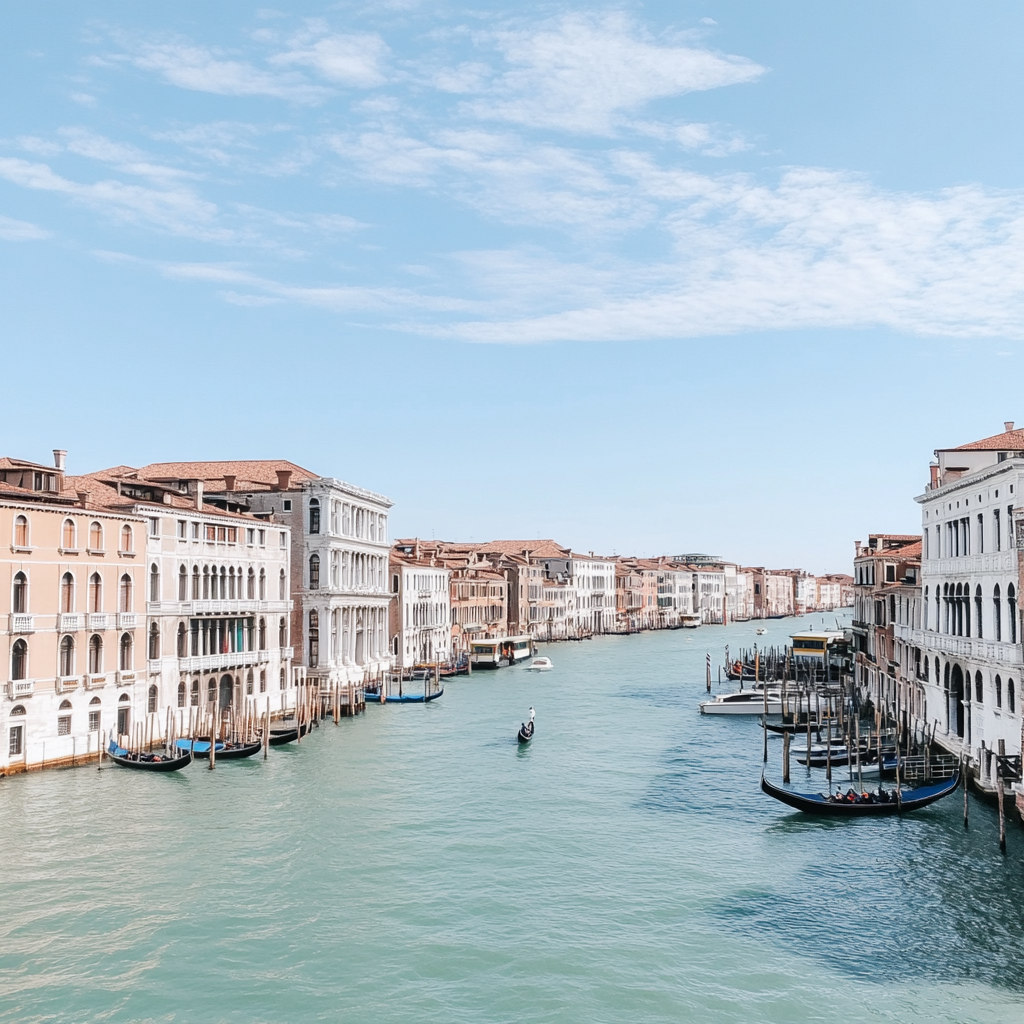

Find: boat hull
[517,722,534,743]
[175,739,263,760]
[700,700,783,715]
[760,771,960,816]
[107,741,193,772]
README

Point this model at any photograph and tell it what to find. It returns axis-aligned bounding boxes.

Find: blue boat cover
[174,739,224,753]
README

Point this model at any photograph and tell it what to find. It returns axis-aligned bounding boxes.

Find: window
[247,568,255,599]
[149,518,159,537]
[177,622,187,657]
[309,499,320,534]
[308,610,320,667]
[228,567,236,599]
[178,565,188,601]
[246,670,253,696]
[190,679,200,706]
[247,528,255,546]
[13,571,28,613]
[258,529,265,547]
[1010,584,1018,644]
[62,518,77,549]
[260,669,266,693]
[309,554,320,590]
[89,572,102,613]
[60,635,75,676]
[89,521,103,550]
[205,524,216,542]
[1009,679,1017,714]
[178,681,186,708]
[192,565,200,599]
[995,509,1001,551]
[279,531,287,548]
[392,574,400,594]
[191,522,200,540]
[280,667,287,690]
[61,572,75,613]
[282,499,292,512]
[148,622,160,660]
[177,520,187,540]
[13,514,28,547]
[994,584,1002,642]
[207,678,216,704]
[89,698,101,732]
[9,725,23,756]
[259,568,266,600]
[996,674,1003,708]
[148,684,158,714]
[118,573,132,613]
[88,634,103,674]
[227,527,237,544]
[279,568,286,599]
[58,700,72,736]
[259,617,267,650]
[976,670,984,703]
[149,564,160,602]
[11,638,28,680]
[120,632,134,671]
[279,617,287,647]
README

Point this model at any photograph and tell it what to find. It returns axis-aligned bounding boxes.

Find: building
[389,547,451,670]
[535,551,616,634]
[915,421,1024,775]
[134,461,393,690]
[2,451,147,773]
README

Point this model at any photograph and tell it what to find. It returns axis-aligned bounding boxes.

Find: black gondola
[760,770,960,816]
[517,720,534,744]
[106,739,193,772]
[268,728,299,746]
[174,738,263,760]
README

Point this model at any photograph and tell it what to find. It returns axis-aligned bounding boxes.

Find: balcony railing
[88,613,111,630]
[84,673,109,690]
[176,650,269,673]
[117,612,138,629]
[919,633,1023,664]
[9,614,34,633]
[58,613,84,632]
[57,675,81,693]
[6,679,34,698]
[118,671,138,686]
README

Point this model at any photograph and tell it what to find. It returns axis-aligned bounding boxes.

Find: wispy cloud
[0,214,51,241]
[269,21,389,87]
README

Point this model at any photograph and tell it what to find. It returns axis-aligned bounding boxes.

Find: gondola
[760,770,960,816]
[268,728,299,746]
[106,738,193,772]
[174,738,263,760]
[517,720,534,743]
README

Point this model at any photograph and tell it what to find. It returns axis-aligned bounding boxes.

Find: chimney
[162,491,173,505]
[194,480,204,511]
[929,462,940,489]
[274,469,292,492]
[77,490,90,508]
[224,474,236,491]
[1006,421,1015,433]
[53,449,66,471]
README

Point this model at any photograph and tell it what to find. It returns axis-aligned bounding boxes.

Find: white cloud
[270,22,388,87]
[124,39,331,103]
[70,92,97,106]
[0,214,51,241]
[463,12,765,134]
[57,127,200,181]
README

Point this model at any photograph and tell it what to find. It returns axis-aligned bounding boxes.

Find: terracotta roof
[477,539,570,559]
[129,460,318,490]
[943,428,1024,452]
[69,473,265,521]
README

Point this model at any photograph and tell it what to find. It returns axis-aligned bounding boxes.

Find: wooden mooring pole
[962,753,969,830]
[782,729,790,784]
[997,738,1007,855]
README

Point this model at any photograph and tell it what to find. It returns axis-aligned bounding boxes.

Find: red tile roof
[944,428,1024,452]
[127,460,318,490]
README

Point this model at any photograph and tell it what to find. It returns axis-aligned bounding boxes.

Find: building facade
[389,549,451,669]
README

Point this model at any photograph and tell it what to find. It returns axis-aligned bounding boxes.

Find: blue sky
[3,2,1024,572]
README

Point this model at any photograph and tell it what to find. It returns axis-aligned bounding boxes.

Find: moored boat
[760,770,960,816]
[175,738,263,760]
[106,738,193,772]
[699,690,784,715]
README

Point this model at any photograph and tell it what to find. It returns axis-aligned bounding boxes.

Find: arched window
[279,568,286,599]
[994,584,1002,642]
[996,674,1003,708]
[247,568,255,599]
[309,498,320,535]
[177,622,187,657]
[119,573,133,612]
[190,678,200,706]
[976,585,983,638]
[220,566,227,598]
[12,571,28,613]
[89,572,102,613]
[57,699,72,736]
[148,684,157,714]
[1009,679,1017,714]
[258,617,267,650]
[13,514,28,547]
[10,704,25,716]
[61,572,75,613]
[88,694,101,732]
[246,669,253,696]
[178,565,188,601]
[192,565,200,599]
[149,564,160,602]
[120,524,133,553]
[228,566,236,599]
[308,610,319,667]
[309,554,320,590]
[202,566,210,600]
[177,681,186,708]
[259,669,266,693]
[259,568,266,600]
[1009,584,1018,644]
[62,518,77,550]
[975,670,984,703]
[148,622,160,660]
[11,638,28,680]
[88,634,103,674]
[60,635,75,677]
[119,632,133,671]
[279,617,287,647]
[207,678,216,704]
[89,521,103,551]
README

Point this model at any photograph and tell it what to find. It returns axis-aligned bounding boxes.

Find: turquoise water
[2,614,1023,1023]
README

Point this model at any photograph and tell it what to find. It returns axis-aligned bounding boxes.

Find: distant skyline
[3,2,1024,574]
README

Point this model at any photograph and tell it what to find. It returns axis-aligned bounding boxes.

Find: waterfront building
[1,452,147,772]
[692,566,726,623]
[388,547,451,669]
[615,563,647,631]
[655,564,696,626]
[915,422,1024,772]
[535,551,616,634]
[135,462,393,690]
[449,565,508,652]
[792,571,817,616]
[763,571,796,618]
[76,465,295,725]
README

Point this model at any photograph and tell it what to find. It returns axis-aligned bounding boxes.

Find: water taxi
[699,690,783,715]
[470,634,532,668]
[527,657,553,672]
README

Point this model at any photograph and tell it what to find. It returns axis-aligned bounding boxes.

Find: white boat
[527,657,553,672]
[755,627,767,635]
[680,614,702,628]
[699,690,784,715]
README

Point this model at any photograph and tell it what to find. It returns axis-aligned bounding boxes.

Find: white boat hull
[700,698,784,715]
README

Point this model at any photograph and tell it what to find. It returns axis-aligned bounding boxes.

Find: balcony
[8,614,34,634]
[88,613,111,630]
[57,675,81,694]
[176,649,268,673]
[118,671,138,686]
[920,634,1023,664]
[58,613,84,632]
[84,673,109,690]
[280,646,294,660]
[117,612,138,629]
[6,679,34,699]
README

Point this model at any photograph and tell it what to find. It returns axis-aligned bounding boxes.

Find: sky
[3,1,1024,573]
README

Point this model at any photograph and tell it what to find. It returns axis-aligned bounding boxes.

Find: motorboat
[755,627,767,636]
[699,690,784,715]
[527,657,553,672]
[680,614,702,628]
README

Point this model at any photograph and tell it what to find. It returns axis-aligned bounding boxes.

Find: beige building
[2,452,147,773]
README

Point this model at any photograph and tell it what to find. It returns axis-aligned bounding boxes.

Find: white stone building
[914,422,1024,771]
[537,552,616,634]
[388,551,451,669]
